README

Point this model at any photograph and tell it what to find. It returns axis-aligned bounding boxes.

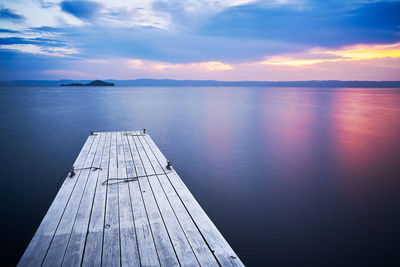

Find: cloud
[42,69,89,78]
[127,59,233,72]
[0,0,399,80]
[2,41,398,80]
[55,25,303,63]
[0,37,66,47]
[0,28,19,33]
[60,0,102,19]
[0,44,78,57]
[0,8,24,20]
[200,0,400,47]
[317,43,400,60]
[30,26,66,33]
[61,40,398,80]
[0,37,32,45]
[47,53,399,81]
[261,42,400,66]
[151,0,260,30]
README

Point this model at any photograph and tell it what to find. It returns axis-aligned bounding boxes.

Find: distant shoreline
[1,79,400,88]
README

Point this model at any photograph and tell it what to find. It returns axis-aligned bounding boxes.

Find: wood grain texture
[62,132,106,267]
[42,133,103,267]
[82,132,111,266]
[123,132,160,267]
[134,134,199,267]
[138,134,219,266]
[129,134,180,266]
[18,131,244,267]
[142,134,244,267]
[102,132,121,266]
[117,132,140,267]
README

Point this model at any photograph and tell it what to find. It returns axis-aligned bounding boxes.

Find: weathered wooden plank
[19,131,243,267]
[117,132,141,266]
[42,133,103,267]
[127,134,180,266]
[82,132,112,266]
[142,134,244,267]
[17,135,96,267]
[102,132,121,266]
[62,132,106,266]
[134,134,200,266]
[122,132,161,267]
[137,133,219,266]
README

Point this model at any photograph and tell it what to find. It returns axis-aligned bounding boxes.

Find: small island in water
[61,80,115,86]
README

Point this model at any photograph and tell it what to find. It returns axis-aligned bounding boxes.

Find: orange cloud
[261,57,341,66]
[128,59,144,68]
[319,42,400,60]
[261,42,400,66]
[199,61,233,71]
[128,60,233,72]
[53,42,399,81]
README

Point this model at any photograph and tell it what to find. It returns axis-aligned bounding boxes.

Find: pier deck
[18,131,243,266]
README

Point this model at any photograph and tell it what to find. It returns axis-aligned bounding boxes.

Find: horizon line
[2,79,400,82]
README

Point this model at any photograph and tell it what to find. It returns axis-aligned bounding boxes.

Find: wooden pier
[18,131,244,266]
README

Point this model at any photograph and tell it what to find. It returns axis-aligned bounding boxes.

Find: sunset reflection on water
[331,89,400,176]
[2,86,400,266]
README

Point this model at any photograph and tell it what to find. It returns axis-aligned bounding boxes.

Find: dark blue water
[1,86,400,266]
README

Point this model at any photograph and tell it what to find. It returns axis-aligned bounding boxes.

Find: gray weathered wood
[117,132,140,267]
[102,132,121,266]
[62,132,106,266]
[138,133,219,266]
[82,132,111,266]
[19,131,244,267]
[142,134,244,267]
[42,133,103,267]
[122,132,160,267]
[134,134,200,266]
[127,134,180,266]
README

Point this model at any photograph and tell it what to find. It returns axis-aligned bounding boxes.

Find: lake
[1,86,400,266]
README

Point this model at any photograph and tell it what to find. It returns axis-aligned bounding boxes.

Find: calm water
[1,86,400,266]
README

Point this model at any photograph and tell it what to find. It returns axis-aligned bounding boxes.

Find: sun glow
[317,43,400,60]
[129,60,232,72]
[261,42,400,66]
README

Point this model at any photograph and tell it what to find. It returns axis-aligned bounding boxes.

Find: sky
[0,0,399,80]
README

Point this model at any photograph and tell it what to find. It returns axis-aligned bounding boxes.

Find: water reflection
[1,86,400,266]
[262,90,314,154]
[203,88,233,159]
[331,89,400,194]
[260,89,318,188]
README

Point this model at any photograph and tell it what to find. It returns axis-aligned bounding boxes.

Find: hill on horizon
[1,79,400,88]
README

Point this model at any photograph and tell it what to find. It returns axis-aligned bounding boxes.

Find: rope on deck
[123,128,147,136]
[101,171,172,185]
[57,166,102,190]
[102,161,173,185]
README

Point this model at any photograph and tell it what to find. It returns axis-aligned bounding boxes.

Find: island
[60,80,115,86]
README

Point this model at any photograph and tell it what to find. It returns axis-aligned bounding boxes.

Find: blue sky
[0,0,399,80]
